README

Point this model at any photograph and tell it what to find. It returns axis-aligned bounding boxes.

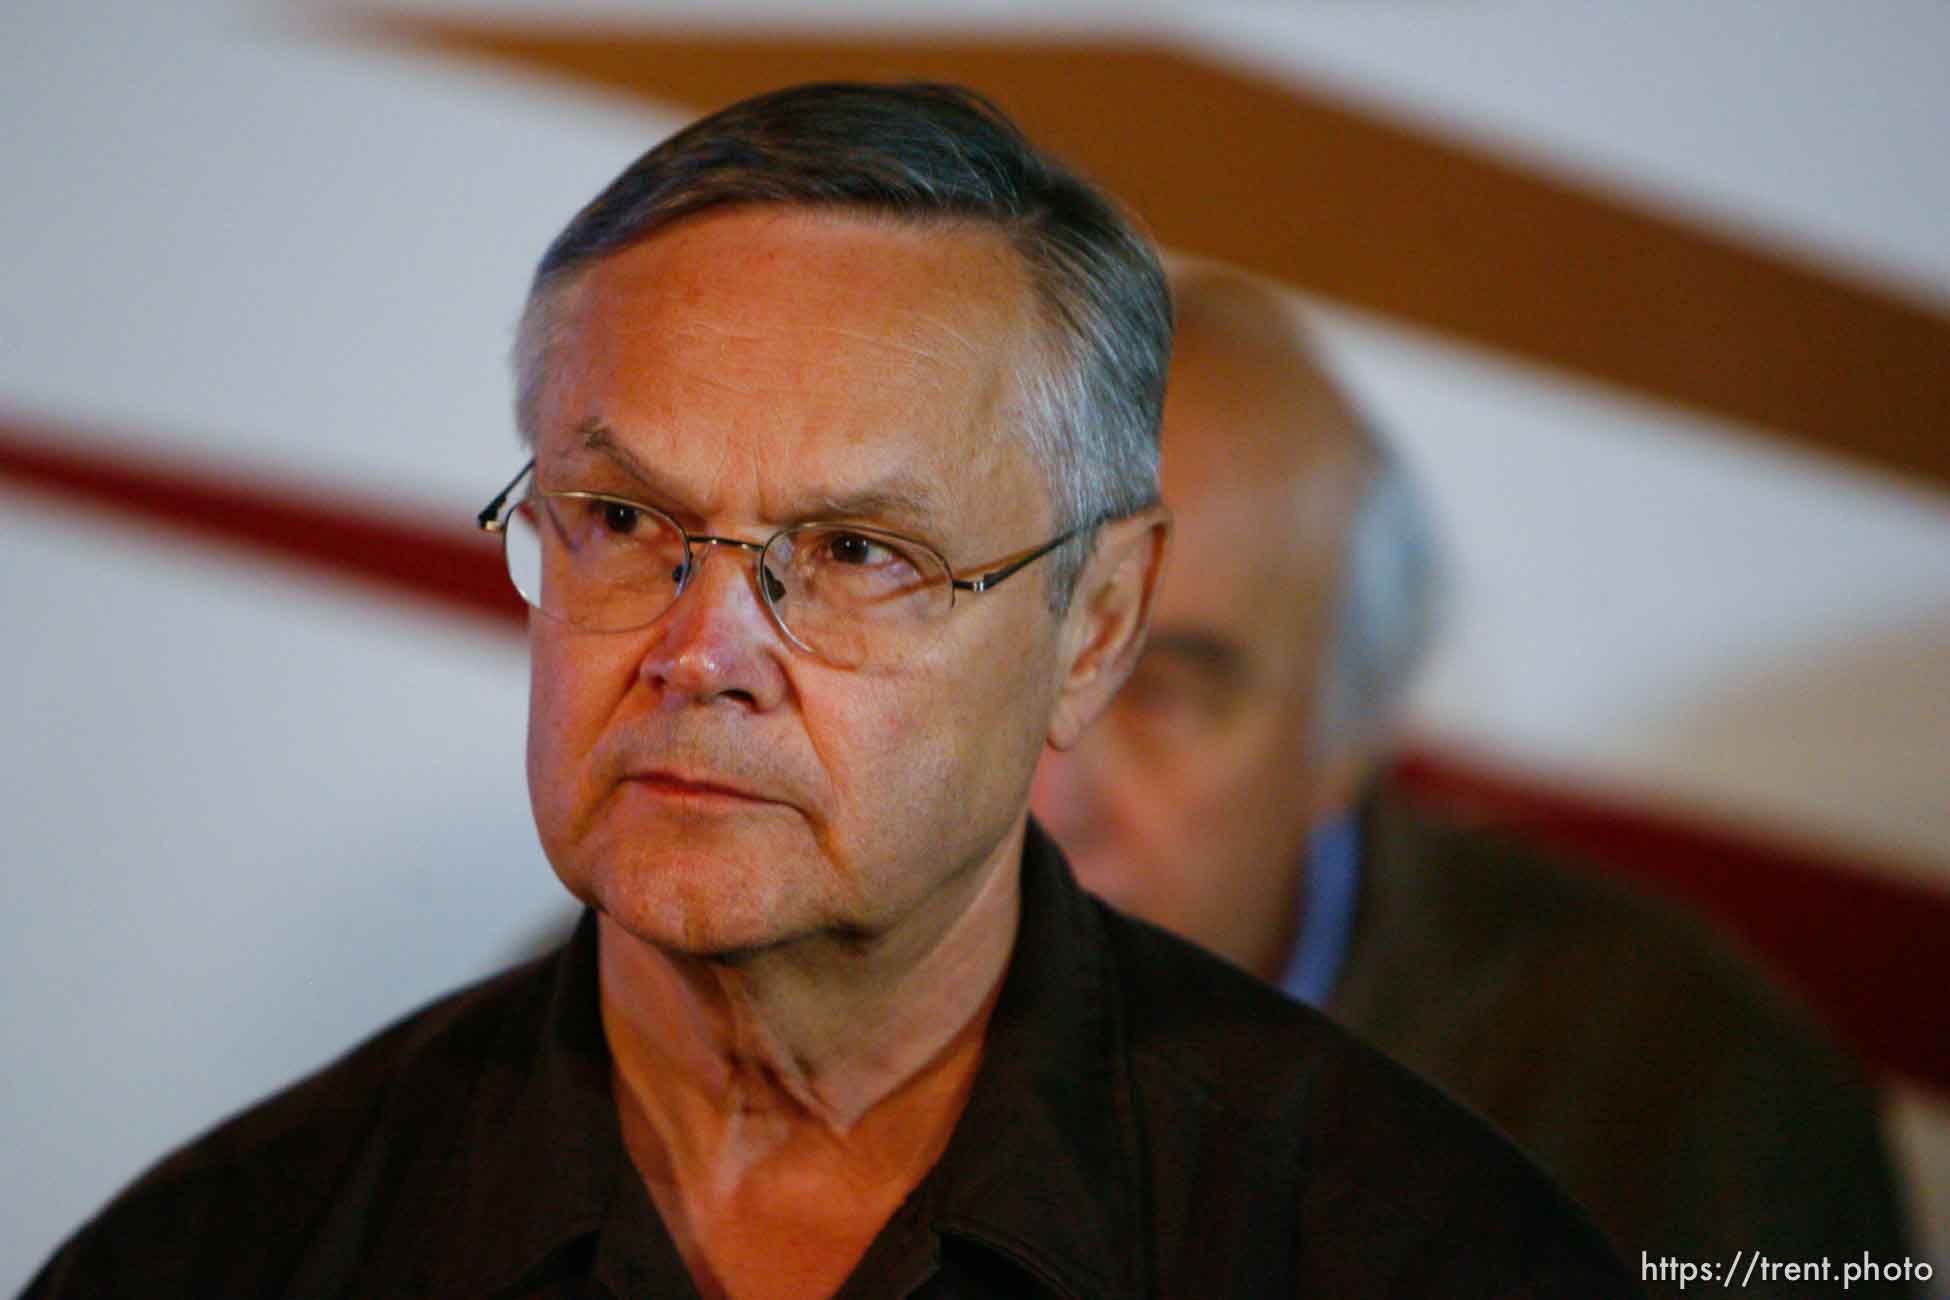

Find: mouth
[623,770,775,807]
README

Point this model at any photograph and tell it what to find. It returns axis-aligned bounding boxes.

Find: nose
[635,541,790,711]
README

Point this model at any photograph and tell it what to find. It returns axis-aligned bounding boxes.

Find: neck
[597,826,1023,1196]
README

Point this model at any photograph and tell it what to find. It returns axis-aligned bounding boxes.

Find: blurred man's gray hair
[1313,439,1443,758]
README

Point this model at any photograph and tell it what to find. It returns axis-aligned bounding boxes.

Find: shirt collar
[430,909,650,1294]
[921,817,1144,1298]
[1276,811,1363,1007]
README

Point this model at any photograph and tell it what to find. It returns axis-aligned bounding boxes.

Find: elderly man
[27,86,1635,1298]
[1034,257,1914,1295]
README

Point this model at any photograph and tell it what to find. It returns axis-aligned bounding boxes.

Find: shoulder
[1341,792,1905,1264]
[22,953,557,1298]
[1095,903,1637,1297]
[1345,789,1856,1077]
[1101,898,1540,1181]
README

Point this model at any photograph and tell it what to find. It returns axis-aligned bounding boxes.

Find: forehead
[1151,336,1361,657]
[533,205,1048,534]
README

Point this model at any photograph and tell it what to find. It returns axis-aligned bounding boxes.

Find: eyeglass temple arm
[951,524,1087,594]
[477,458,537,533]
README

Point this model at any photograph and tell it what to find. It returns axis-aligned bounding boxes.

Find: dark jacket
[1332,785,1914,1298]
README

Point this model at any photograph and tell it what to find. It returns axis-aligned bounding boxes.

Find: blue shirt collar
[1274,812,1361,1007]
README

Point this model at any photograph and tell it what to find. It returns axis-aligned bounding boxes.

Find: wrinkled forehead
[531,206,1057,536]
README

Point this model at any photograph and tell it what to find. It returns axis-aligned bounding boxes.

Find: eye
[1114,650,1241,738]
[600,501,644,535]
[825,531,888,566]
[1119,659,1195,715]
[787,526,932,597]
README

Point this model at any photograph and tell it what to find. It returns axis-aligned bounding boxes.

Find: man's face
[1031,317,1360,977]
[526,206,1071,959]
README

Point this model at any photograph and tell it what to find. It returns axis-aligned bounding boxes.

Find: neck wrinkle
[596,826,1024,1195]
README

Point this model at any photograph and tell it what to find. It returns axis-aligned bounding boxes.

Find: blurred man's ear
[1047,507,1171,752]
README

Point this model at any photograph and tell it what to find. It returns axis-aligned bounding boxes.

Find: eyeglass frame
[476,458,1091,659]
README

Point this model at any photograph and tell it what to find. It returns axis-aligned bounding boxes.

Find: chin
[563,841,830,960]
[545,795,842,950]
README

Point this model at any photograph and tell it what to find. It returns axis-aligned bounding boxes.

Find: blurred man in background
[1033,256,1915,1294]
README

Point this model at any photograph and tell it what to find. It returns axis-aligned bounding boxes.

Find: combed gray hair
[512,81,1171,609]
[1312,441,1444,758]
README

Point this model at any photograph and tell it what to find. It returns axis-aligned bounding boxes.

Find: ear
[1047,506,1171,752]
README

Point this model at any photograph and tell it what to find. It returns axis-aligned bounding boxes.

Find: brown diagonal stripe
[354,21,1950,493]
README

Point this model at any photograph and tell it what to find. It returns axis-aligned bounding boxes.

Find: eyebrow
[563,421,950,536]
[1141,631,1251,683]
[560,423,679,499]
[794,482,945,532]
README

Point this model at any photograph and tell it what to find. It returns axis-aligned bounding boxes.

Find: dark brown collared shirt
[26,823,1637,1298]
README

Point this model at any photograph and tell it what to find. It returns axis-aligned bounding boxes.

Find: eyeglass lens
[502,494,954,667]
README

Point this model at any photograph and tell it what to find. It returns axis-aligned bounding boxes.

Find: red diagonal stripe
[3,411,1944,1093]
[0,412,525,631]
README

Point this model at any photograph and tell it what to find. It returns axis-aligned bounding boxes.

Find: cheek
[1147,746,1259,861]
[953,624,1062,792]
[524,638,576,842]
[823,623,1054,842]
[810,670,968,816]
[1116,711,1297,859]
[1114,718,1312,929]
[525,626,630,818]
[1198,714,1319,867]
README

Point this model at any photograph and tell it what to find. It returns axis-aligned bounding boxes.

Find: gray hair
[512,81,1171,609]
[1312,440,1444,758]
